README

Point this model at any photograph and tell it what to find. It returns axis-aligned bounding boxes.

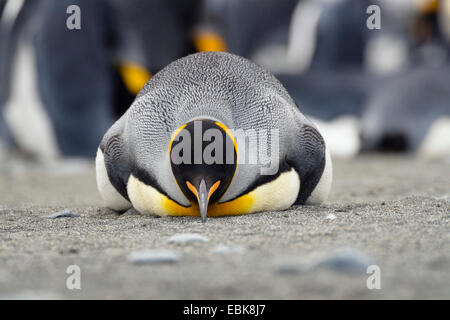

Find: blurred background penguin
[0,0,449,167]
[360,0,450,157]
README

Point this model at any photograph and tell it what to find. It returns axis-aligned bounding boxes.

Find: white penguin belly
[305,147,332,205]
[95,148,132,211]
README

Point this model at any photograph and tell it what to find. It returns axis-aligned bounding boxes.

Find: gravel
[1,155,449,299]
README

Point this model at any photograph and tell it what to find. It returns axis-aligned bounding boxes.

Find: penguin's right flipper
[287,121,332,205]
[95,118,132,211]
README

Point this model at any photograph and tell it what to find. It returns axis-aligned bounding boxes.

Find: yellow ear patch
[119,61,151,95]
[415,0,438,13]
[215,121,238,159]
[194,30,227,52]
[168,123,187,158]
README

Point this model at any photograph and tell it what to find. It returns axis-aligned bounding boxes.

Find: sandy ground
[0,155,449,299]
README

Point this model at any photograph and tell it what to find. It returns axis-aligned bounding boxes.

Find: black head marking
[169,119,237,203]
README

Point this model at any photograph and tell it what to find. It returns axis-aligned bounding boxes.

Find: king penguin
[96,52,332,221]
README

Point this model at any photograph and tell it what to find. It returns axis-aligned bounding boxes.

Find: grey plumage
[100,52,328,209]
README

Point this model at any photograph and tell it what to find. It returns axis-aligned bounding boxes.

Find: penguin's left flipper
[287,122,333,205]
[95,118,132,212]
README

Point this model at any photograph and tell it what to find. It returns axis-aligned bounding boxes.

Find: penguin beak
[186,179,221,223]
[197,180,209,223]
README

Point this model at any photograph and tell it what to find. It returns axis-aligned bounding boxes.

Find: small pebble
[59,248,78,255]
[275,264,300,275]
[129,249,181,265]
[44,210,80,219]
[210,245,245,255]
[313,248,373,274]
[326,213,336,220]
[168,233,209,244]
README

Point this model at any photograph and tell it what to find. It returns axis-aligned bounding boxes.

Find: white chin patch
[418,117,450,159]
[95,148,132,211]
[306,147,333,205]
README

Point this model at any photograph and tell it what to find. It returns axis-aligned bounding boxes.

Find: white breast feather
[95,148,132,211]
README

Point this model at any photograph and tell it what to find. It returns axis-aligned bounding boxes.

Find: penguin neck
[176,98,234,129]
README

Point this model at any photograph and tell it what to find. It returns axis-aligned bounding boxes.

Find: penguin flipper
[96,118,132,211]
[287,122,332,205]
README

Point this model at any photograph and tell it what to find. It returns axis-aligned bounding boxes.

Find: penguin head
[168,119,238,222]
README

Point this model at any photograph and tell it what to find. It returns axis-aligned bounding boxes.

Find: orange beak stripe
[186,180,221,205]
[208,180,221,199]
